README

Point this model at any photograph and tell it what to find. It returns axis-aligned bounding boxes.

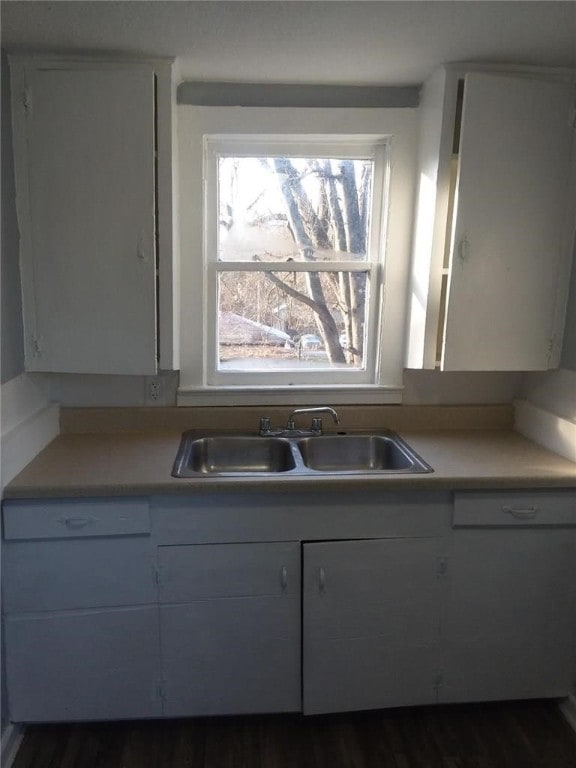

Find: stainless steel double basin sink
[172,431,433,478]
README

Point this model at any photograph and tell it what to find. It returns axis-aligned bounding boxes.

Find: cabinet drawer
[159,542,300,603]
[453,490,576,527]
[3,498,150,540]
[3,535,157,613]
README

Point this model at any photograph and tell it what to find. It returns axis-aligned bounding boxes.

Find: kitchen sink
[173,436,297,476]
[296,434,419,472]
[172,431,433,477]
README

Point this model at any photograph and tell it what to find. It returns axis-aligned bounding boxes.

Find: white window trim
[177,107,418,406]
[204,135,387,387]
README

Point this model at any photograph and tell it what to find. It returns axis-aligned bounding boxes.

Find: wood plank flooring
[12,701,576,768]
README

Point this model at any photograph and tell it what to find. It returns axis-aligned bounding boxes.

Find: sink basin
[172,431,432,477]
[173,436,297,476]
[296,434,428,473]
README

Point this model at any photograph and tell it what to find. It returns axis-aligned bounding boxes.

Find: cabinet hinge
[436,557,448,577]
[22,87,32,114]
[157,680,167,702]
[30,335,42,357]
[547,336,556,365]
[153,565,162,587]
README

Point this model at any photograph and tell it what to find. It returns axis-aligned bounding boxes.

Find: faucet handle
[259,417,271,435]
[311,417,323,434]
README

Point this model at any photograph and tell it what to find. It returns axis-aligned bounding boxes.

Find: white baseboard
[514,399,576,463]
[0,723,24,768]
[560,695,576,734]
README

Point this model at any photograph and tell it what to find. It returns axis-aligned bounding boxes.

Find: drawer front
[3,498,150,540]
[3,536,157,612]
[454,490,576,527]
[159,542,300,603]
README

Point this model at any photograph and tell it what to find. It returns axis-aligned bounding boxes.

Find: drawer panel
[5,607,162,722]
[3,536,156,612]
[3,498,150,540]
[159,542,300,603]
[454,490,576,527]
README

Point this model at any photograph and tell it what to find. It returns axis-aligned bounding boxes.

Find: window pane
[218,271,369,371]
[218,156,373,263]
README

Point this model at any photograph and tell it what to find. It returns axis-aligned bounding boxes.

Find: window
[205,138,387,387]
[178,107,417,405]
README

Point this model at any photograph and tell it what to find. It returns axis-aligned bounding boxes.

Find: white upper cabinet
[407,67,576,371]
[10,56,175,374]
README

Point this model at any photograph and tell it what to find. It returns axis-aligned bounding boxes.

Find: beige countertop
[4,428,576,498]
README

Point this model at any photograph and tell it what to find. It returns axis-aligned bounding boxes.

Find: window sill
[177,385,403,407]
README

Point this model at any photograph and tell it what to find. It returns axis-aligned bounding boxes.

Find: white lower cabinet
[5,608,162,722]
[303,537,444,714]
[440,491,576,703]
[157,542,301,716]
[441,529,576,703]
[3,490,576,723]
[2,498,162,723]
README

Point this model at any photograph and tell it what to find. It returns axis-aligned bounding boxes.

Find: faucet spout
[287,407,340,431]
[259,406,340,438]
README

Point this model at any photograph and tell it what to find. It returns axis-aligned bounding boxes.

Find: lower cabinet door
[158,542,301,716]
[440,529,576,703]
[303,538,444,715]
[5,606,162,722]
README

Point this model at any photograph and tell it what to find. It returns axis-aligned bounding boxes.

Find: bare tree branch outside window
[217,155,374,371]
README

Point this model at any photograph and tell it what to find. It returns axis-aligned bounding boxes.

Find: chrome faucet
[286,407,340,432]
[259,407,340,437]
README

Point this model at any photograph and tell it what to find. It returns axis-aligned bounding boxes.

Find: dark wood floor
[12,701,576,768]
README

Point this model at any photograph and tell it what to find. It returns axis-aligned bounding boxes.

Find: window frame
[177,106,418,406]
[204,136,389,387]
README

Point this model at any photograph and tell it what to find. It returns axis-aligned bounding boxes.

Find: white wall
[514,240,576,461]
[521,368,576,422]
[515,368,576,463]
[35,371,180,408]
[0,372,59,753]
[560,242,576,372]
[403,371,525,405]
[0,60,527,410]
[1,54,24,384]
[1,374,60,486]
[30,371,526,407]
[0,51,561,411]
[1,54,31,751]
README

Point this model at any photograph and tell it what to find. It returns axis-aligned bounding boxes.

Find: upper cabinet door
[442,73,575,371]
[12,63,158,374]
